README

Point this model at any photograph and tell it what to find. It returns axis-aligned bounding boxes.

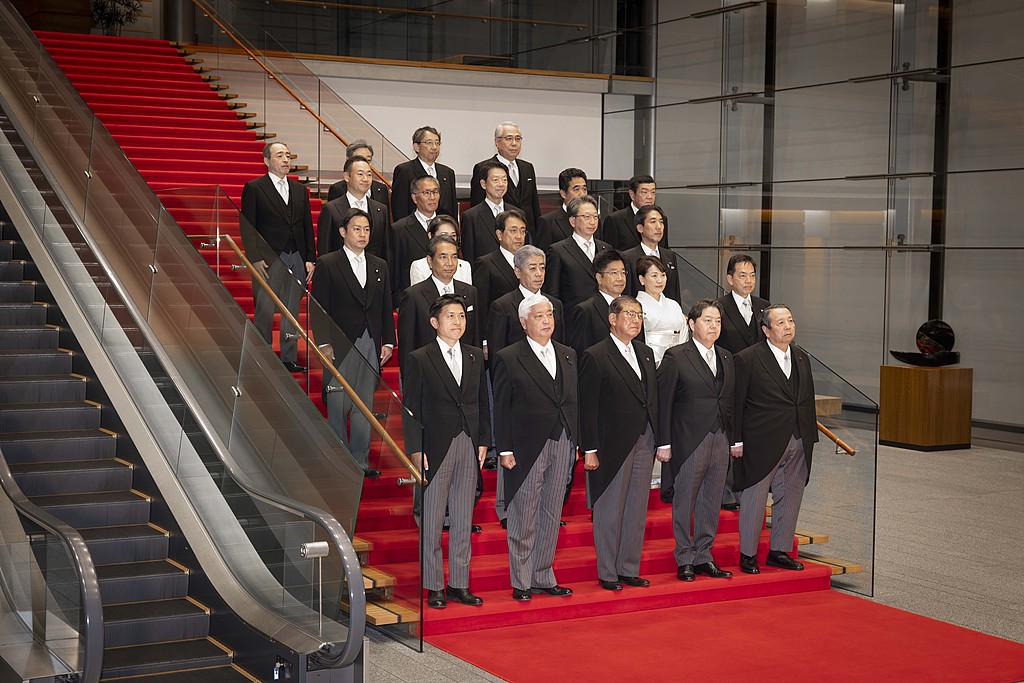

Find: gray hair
[513,244,545,271]
[263,141,288,159]
[566,195,599,219]
[346,140,372,158]
[518,292,552,320]
[760,303,792,329]
[494,121,521,138]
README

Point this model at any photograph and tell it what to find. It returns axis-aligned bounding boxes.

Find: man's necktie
[585,241,594,261]
[741,299,752,325]
[448,347,461,385]
[783,352,791,379]
[508,162,519,186]
[426,165,436,179]
[354,254,365,287]
[706,349,717,377]
[624,345,641,379]
[277,178,289,204]
[540,347,556,378]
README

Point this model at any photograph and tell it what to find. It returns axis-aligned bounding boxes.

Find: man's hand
[380,346,393,366]
[320,344,335,363]
[411,451,428,472]
[305,261,315,284]
[477,446,489,469]
[483,346,489,361]
[656,446,672,463]
[730,444,743,459]
[253,259,268,279]
[584,451,599,471]
[500,454,516,470]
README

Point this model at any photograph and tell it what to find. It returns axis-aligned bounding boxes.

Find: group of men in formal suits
[242,136,819,605]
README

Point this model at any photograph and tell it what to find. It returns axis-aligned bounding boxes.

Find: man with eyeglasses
[543,195,611,312]
[391,175,441,303]
[470,122,542,240]
[579,295,659,591]
[602,174,670,251]
[569,249,633,359]
[391,126,457,221]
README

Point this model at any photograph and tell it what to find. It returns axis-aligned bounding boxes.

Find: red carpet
[428,590,1024,683]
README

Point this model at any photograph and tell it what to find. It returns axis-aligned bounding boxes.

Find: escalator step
[0,428,117,462]
[0,259,26,280]
[0,373,86,403]
[0,301,46,325]
[10,458,132,495]
[96,560,189,603]
[0,348,73,375]
[100,664,257,682]
[0,324,59,349]
[80,524,169,565]
[100,638,232,679]
[0,280,34,302]
[0,400,101,431]
[32,490,150,527]
[103,598,210,647]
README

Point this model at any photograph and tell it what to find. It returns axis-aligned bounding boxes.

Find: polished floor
[365,440,1024,682]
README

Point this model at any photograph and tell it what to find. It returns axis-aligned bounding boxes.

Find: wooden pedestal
[879,365,972,451]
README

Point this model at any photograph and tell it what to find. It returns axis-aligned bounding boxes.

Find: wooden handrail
[208,233,423,485]
[817,421,856,456]
[189,0,394,189]
[276,0,588,29]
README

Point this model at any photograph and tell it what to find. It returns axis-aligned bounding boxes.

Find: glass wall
[630,0,1023,431]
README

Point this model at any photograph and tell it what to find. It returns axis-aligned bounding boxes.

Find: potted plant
[91,0,142,36]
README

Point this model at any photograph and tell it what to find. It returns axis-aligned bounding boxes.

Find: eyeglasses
[575,213,600,222]
[498,135,523,143]
[417,140,441,147]
[618,310,643,320]
[418,189,440,197]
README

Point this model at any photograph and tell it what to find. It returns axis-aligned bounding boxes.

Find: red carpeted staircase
[36,31,837,641]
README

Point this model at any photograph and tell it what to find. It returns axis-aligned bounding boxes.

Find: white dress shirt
[431,275,456,295]
[733,291,754,325]
[343,245,366,287]
[691,337,717,376]
[486,198,505,217]
[572,232,596,261]
[421,159,437,178]
[414,211,436,232]
[496,155,518,186]
[526,335,557,379]
[766,340,792,378]
[346,191,368,213]
[437,338,462,384]
[610,334,642,379]
[269,173,289,203]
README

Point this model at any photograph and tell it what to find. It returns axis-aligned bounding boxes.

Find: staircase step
[10,458,132,495]
[100,638,233,680]
[0,241,13,260]
[0,348,72,375]
[0,400,102,431]
[0,428,117,462]
[0,280,34,302]
[80,524,169,565]
[0,373,86,403]
[101,664,256,682]
[0,302,47,325]
[0,324,60,349]
[32,489,150,527]
[103,598,210,647]
[96,560,190,603]
[799,552,863,575]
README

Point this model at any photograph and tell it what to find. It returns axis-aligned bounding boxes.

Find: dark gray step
[80,524,168,565]
[0,260,25,280]
[0,324,59,349]
[0,280,35,303]
[101,665,253,683]
[100,639,232,680]
[96,560,189,603]
[0,374,87,403]
[103,598,210,647]
[0,242,14,261]
[0,302,45,325]
[10,458,132,495]
[0,401,102,432]
[0,428,117,463]
[31,490,150,527]
[0,348,72,375]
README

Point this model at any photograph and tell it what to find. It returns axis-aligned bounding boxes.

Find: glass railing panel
[799,351,878,597]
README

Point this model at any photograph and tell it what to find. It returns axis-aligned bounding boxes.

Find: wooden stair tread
[362,566,395,590]
[799,552,863,575]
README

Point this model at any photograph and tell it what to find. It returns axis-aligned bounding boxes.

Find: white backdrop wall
[314,76,604,190]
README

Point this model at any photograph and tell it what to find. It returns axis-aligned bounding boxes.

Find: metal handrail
[190,0,397,189]
[0,446,103,683]
[202,232,424,485]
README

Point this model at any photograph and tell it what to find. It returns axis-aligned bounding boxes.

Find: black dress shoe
[512,588,532,601]
[693,561,733,579]
[766,550,804,571]
[482,456,497,470]
[559,520,567,527]
[660,489,674,504]
[363,467,381,478]
[282,361,306,373]
[427,589,446,609]
[739,553,760,574]
[617,575,650,587]
[445,586,483,606]
[471,524,483,533]
[721,502,740,511]
[677,565,695,582]
[598,579,623,591]
[500,518,508,530]
[531,585,572,597]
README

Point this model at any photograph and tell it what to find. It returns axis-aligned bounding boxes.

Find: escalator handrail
[0,446,103,683]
